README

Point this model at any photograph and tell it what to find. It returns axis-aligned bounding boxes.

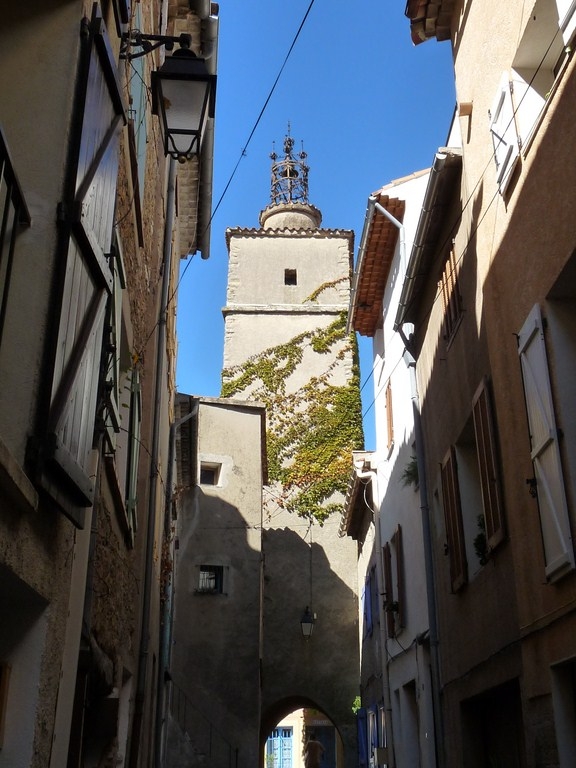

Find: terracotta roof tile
[405,0,456,45]
[352,195,405,336]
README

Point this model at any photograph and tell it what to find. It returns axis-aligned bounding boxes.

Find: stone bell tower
[221,130,362,768]
[222,132,362,515]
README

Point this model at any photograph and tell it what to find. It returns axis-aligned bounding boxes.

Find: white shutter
[489,73,520,194]
[518,304,575,581]
[556,0,576,44]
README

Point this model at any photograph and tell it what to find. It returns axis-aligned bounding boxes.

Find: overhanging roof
[395,148,462,329]
[348,194,406,337]
[404,0,456,45]
[339,452,375,540]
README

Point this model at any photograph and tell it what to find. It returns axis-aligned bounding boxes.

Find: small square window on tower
[200,462,221,486]
[197,565,224,594]
[284,269,297,286]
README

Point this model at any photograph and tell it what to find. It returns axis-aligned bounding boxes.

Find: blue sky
[175,1,456,450]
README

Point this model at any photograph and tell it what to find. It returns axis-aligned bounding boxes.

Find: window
[438,243,463,341]
[100,234,141,545]
[518,303,575,581]
[197,565,224,594]
[368,707,378,766]
[266,727,293,768]
[488,73,520,193]
[385,380,394,453]
[0,128,30,351]
[383,526,405,638]
[284,268,297,285]
[123,369,142,541]
[490,0,576,192]
[362,567,376,637]
[440,380,505,591]
[200,462,221,486]
[101,235,127,456]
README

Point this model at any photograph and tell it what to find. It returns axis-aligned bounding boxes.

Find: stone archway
[260,698,349,768]
[259,522,359,768]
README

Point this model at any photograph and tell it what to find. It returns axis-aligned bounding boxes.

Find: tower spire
[261,125,321,230]
[269,125,310,205]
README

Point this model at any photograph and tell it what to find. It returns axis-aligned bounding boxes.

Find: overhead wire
[354,18,569,433]
[261,19,570,522]
[163,0,318,338]
[113,10,568,527]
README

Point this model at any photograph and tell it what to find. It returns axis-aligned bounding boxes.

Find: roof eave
[394,148,462,331]
[347,195,405,337]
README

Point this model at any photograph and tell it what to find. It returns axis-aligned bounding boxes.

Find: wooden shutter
[125,368,142,541]
[102,239,126,453]
[518,304,575,581]
[392,525,405,629]
[364,571,373,636]
[385,380,394,452]
[382,544,395,637]
[556,0,576,44]
[489,73,519,194]
[42,5,125,525]
[472,379,505,550]
[441,447,468,591]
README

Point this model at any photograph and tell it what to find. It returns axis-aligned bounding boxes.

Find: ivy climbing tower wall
[221,134,362,768]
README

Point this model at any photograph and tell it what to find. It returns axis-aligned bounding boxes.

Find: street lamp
[122,32,216,162]
[301,606,315,638]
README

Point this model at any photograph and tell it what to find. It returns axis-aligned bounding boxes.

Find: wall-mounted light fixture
[301,606,315,638]
[121,31,216,162]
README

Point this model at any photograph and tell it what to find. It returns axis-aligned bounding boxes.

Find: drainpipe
[353,460,396,768]
[403,348,444,768]
[130,155,177,768]
[155,398,199,767]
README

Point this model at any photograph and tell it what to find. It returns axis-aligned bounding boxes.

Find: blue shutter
[357,708,368,768]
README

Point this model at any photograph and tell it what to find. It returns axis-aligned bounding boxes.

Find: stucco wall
[170,399,266,768]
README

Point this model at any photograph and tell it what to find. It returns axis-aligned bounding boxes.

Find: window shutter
[393,525,405,629]
[41,5,125,526]
[385,380,394,452]
[518,304,575,580]
[382,544,395,637]
[441,447,468,591]
[489,73,519,194]
[364,571,373,636]
[556,0,576,44]
[472,379,505,550]
[357,708,368,768]
[125,368,141,542]
[102,241,127,453]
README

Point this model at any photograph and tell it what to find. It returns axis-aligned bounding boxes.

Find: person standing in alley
[304,733,325,768]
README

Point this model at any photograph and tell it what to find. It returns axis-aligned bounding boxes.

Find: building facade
[168,394,267,768]
[0,1,217,765]
[343,170,449,768]
[391,1,576,766]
